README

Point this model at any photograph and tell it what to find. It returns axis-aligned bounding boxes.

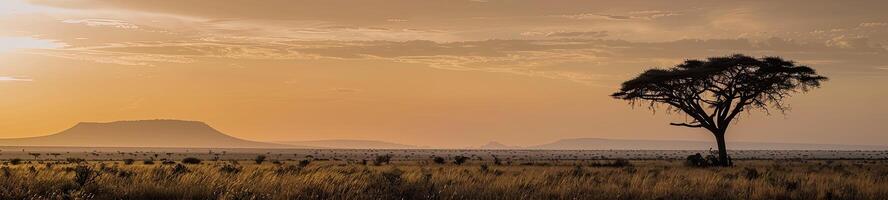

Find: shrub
[143,159,155,165]
[255,155,267,164]
[219,164,241,174]
[123,159,135,165]
[591,159,632,168]
[172,163,189,175]
[433,156,446,164]
[612,159,631,167]
[374,154,393,165]
[9,158,22,165]
[181,157,202,164]
[66,158,86,164]
[74,166,94,186]
[686,153,707,167]
[298,159,311,167]
[453,156,469,165]
[161,160,176,165]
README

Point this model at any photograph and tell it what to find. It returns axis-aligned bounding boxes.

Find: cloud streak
[0,76,33,82]
[61,19,139,29]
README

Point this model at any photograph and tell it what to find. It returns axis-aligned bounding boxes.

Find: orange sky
[1,0,887,147]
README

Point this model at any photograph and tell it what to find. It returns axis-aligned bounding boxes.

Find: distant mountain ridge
[479,141,519,149]
[2,120,884,150]
[275,139,420,149]
[0,120,294,148]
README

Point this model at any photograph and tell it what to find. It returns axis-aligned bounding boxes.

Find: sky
[0,0,886,147]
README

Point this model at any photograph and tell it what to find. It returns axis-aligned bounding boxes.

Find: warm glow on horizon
[1,0,887,148]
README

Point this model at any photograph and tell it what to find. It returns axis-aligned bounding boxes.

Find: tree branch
[669,122,705,128]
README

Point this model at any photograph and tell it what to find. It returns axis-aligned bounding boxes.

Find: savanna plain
[0,149,886,200]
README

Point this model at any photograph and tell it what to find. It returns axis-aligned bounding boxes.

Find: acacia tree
[611,54,827,166]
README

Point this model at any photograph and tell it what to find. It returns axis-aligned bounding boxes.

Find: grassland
[1,157,886,200]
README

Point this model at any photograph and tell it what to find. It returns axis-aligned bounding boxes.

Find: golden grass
[0,160,886,200]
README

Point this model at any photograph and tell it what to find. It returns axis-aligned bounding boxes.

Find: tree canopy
[612,54,827,134]
[611,54,827,166]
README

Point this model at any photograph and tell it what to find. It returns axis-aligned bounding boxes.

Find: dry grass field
[1,155,886,200]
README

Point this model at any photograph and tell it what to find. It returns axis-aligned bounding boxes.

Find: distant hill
[0,120,295,148]
[526,138,888,150]
[275,139,420,149]
[479,141,519,149]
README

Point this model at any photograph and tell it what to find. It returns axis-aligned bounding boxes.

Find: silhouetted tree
[612,54,827,166]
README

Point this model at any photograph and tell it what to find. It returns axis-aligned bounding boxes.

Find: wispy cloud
[61,19,139,29]
[558,10,680,21]
[0,76,33,82]
[330,88,360,94]
[0,37,65,53]
[522,31,608,38]
[386,18,409,22]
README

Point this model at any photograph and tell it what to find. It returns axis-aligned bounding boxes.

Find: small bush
[298,159,311,167]
[9,158,22,165]
[143,159,155,165]
[453,156,469,165]
[219,164,241,174]
[66,158,86,164]
[172,163,189,174]
[74,166,94,186]
[123,159,135,165]
[591,159,632,168]
[255,155,266,164]
[181,157,202,164]
[433,156,446,164]
[374,154,392,166]
[685,153,707,167]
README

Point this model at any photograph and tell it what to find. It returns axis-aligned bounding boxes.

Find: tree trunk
[714,133,730,166]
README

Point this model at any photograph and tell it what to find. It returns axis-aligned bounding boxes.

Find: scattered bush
[181,157,202,164]
[686,153,707,167]
[172,163,189,174]
[66,158,86,164]
[123,159,135,165]
[73,165,94,186]
[591,159,632,168]
[433,156,446,164]
[453,156,469,165]
[143,159,155,165]
[9,158,22,165]
[686,153,732,167]
[255,155,267,164]
[219,164,241,174]
[374,154,392,166]
[298,159,311,167]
